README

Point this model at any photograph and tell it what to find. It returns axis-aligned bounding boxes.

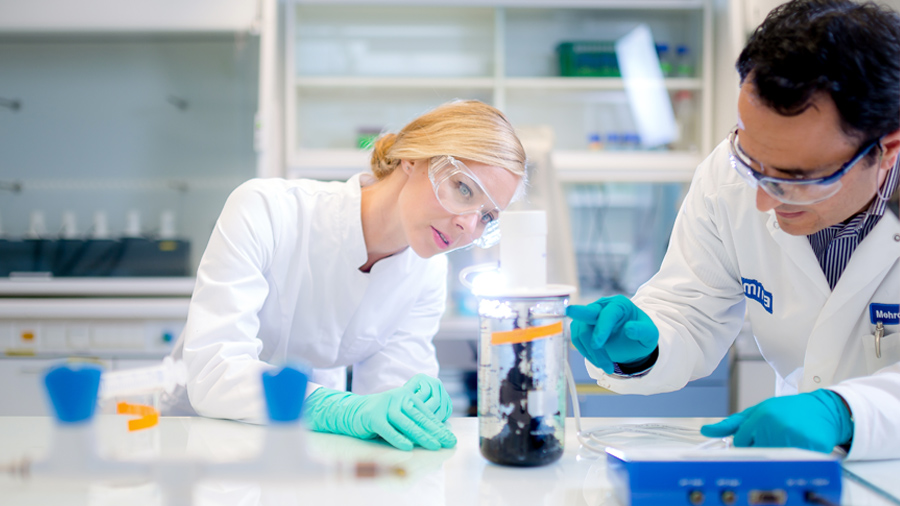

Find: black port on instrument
[688,490,705,505]
[721,490,737,505]
[749,489,787,505]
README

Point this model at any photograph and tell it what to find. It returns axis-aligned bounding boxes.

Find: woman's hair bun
[370,132,400,178]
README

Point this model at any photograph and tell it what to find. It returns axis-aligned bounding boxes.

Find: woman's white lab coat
[585,140,900,460]
[167,175,448,424]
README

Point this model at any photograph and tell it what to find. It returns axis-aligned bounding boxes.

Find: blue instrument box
[606,446,842,506]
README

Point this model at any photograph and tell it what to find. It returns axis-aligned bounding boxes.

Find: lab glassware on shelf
[285,1,713,181]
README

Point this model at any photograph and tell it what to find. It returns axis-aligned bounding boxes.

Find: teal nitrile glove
[565,295,659,374]
[402,373,453,423]
[700,389,854,453]
[303,385,457,451]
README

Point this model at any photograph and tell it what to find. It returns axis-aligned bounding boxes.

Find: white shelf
[285,148,700,183]
[294,76,702,91]
[291,0,706,9]
[295,77,496,89]
[554,150,701,182]
[504,77,702,91]
[286,149,371,180]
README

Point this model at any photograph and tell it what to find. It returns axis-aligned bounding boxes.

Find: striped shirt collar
[807,157,900,289]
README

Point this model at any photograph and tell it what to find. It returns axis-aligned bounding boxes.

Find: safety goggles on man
[428,155,502,249]
[727,126,880,206]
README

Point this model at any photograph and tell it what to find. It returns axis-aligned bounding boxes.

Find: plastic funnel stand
[44,363,102,423]
[262,367,308,423]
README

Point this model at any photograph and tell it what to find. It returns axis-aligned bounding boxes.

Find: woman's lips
[432,227,450,249]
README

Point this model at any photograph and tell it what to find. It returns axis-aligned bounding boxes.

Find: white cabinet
[284,1,713,183]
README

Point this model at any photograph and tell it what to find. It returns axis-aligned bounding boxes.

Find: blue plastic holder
[262,367,309,423]
[44,363,103,424]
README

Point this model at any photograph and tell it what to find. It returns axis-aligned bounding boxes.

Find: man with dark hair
[568,0,900,460]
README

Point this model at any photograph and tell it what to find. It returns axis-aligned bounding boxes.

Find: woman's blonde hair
[370,100,527,196]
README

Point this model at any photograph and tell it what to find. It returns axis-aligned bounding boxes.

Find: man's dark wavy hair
[737,0,900,145]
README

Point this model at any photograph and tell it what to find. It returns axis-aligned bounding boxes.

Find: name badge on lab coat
[869,303,899,359]
[870,303,900,326]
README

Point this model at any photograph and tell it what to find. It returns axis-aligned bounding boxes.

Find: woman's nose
[454,212,481,234]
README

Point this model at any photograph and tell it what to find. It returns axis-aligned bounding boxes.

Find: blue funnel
[44,363,102,423]
[262,367,308,423]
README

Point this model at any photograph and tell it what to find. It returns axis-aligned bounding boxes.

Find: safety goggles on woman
[428,155,502,248]
[727,126,880,205]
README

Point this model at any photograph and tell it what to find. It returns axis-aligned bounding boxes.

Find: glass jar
[477,295,568,466]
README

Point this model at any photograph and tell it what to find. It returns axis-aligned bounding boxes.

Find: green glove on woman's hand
[402,373,453,423]
[303,382,457,451]
[700,389,854,453]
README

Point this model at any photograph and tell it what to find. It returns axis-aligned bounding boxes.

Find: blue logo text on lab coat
[870,303,900,325]
[741,277,773,314]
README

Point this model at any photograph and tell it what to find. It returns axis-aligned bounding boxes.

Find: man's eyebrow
[767,165,824,177]
[740,143,829,178]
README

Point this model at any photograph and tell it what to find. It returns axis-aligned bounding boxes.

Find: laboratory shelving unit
[283,0,713,183]
[282,0,726,418]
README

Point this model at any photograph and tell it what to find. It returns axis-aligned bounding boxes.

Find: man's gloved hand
[700,389,854,453]
[402,373,453,423]
[303,385,457,451]
[565,295,659,374]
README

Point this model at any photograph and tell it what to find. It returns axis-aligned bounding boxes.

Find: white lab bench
[0,416,897,506]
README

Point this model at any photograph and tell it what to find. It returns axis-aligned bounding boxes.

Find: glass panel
[295,87,493,150]
[505,8,703,78]
[565,182,688,300]
[294,5,495,78]
[0,35,259,275]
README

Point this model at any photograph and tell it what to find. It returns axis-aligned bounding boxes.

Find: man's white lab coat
[586,140,900,460]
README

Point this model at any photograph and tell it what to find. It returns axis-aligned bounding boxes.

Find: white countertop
[0,416,898,506]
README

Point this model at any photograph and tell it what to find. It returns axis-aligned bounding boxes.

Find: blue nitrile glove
[303,385,457,451]
[402,373,453,423]
[565,295,659,374]
[700,389,854,454]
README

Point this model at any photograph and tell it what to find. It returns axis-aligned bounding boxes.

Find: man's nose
[756,187,780,212]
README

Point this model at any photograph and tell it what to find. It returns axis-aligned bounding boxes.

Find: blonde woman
[166,100,526,450]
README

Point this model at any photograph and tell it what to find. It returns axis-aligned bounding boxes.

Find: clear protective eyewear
[428,155,502,249]
[727,126,880,205]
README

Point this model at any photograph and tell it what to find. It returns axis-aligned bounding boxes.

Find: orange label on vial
[490,321,563,346]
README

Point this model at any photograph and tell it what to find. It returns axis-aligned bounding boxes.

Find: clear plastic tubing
[99,356,187,399]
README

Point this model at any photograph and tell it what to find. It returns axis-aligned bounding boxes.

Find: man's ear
[879,128,900,172]
[881,129,900,218]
